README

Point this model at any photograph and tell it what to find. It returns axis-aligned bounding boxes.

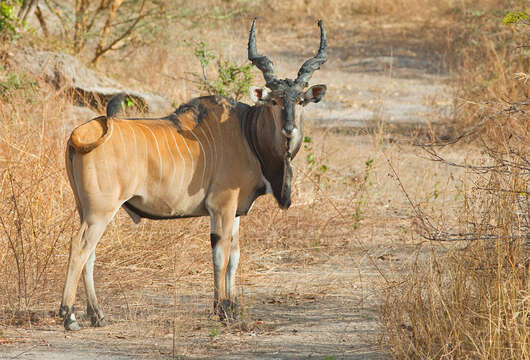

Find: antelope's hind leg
[84,249,106,327]
[60,215,112,331]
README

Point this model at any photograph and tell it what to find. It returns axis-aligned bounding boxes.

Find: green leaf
[503,11,530,24]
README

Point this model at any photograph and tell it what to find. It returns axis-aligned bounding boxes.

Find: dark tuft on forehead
[269,78,301,91]
[272,79,303,100]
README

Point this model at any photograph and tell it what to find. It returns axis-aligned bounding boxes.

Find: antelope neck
[241,104,267,173]
[241,103,292,173]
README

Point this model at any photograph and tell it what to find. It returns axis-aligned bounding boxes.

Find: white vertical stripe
[134,123,149,185]
[198,126,213,184]
[125,122,139,186]
[180,133,194,187]
[115,124,127,193]
[137,123,163,191]
[203,120,217,178]
[168,128,185,194]
[163,128,177,190]
[116,122,125,153]
[187,129,206,187]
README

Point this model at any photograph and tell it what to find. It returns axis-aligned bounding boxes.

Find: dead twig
[413,100,529,147]
[384,153,529,243]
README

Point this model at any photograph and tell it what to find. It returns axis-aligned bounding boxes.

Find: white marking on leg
[232,216,240,239]
[212,246,225,271]
[84,250,97,308]
[212,243,225,299]
[226,246,240,299]
[226,216,240,299]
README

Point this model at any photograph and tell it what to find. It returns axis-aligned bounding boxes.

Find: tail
[69,94,124,154]
[106,93,126,118]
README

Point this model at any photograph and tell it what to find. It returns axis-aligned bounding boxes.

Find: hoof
[64,318,81,331]
[215,299,240,323]
[87,306,107,327]
[61,305,81,331]
[90,316,107,327]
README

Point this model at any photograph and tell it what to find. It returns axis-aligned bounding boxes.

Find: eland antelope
[60,18,327,331]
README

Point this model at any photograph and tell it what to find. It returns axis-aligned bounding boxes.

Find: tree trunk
[92,0,124,65]
[74,0,89,54]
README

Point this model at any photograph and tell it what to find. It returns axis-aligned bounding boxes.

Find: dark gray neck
[240,103,266,173]
[239,102,292,209]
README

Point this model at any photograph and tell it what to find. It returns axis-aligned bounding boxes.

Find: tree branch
[34,4,49,37]
[91,0,146,65]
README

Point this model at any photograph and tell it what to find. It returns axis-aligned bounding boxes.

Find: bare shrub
[383,104,529,358]
[381,9,529,358]
[0,82,75,324]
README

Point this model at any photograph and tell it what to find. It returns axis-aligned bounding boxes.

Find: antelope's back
[66,96,254,218]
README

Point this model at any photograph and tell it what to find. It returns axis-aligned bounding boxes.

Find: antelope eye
[271,99,278,106]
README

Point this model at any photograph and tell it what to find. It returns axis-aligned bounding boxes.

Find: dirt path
[1,253,399,359]
[1,226,427,359]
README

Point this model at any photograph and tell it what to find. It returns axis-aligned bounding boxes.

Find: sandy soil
[1,255,393,359]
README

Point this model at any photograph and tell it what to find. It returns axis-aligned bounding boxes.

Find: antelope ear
[250,86,271,103]
[302,84,327,105]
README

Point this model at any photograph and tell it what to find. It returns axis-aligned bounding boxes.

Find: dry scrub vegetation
[374,2,529,359]
[0,0,528,359]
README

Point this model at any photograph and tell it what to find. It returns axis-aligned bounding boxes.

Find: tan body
[69,99,261,220]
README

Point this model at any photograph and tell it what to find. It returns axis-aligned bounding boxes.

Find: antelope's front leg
[225,216,240,301]
[207,192,239,322]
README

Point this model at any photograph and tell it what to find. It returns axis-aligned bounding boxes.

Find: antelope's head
[248,18,327,208]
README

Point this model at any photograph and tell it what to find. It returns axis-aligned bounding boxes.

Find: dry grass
[382,108,529,358]
[377,2,529,358]
[0,81,75,321]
